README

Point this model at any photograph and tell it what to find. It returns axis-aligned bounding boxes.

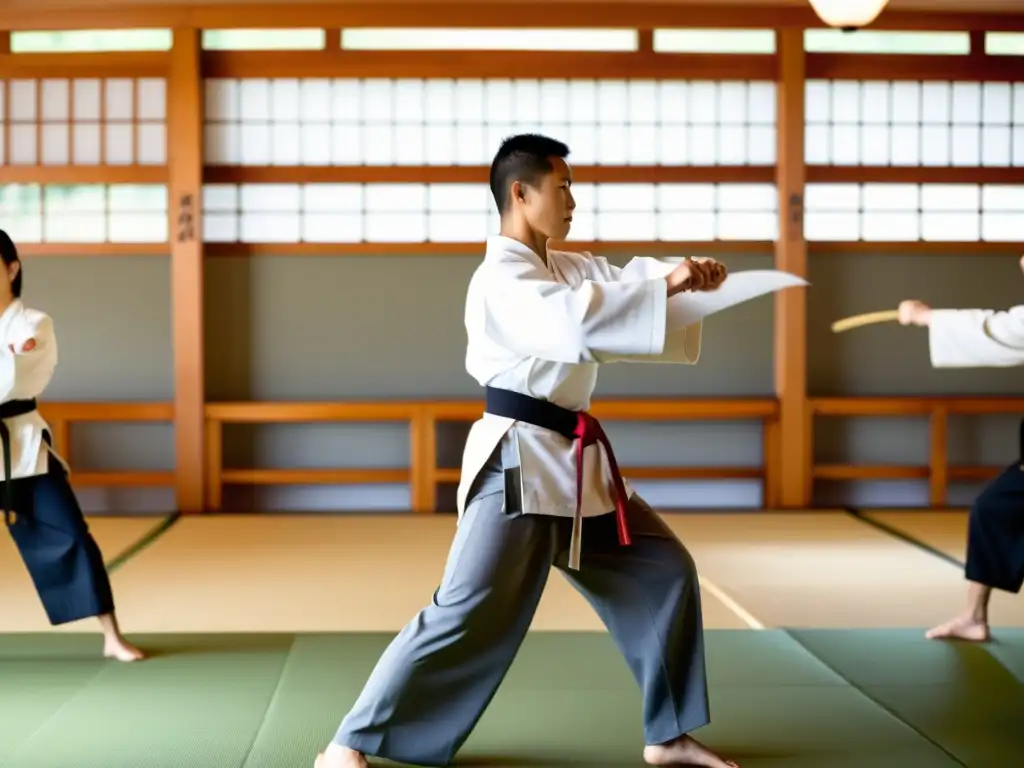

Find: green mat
[789,628,1024,767]
[1,629,1019,767]
[977,628,1024,684]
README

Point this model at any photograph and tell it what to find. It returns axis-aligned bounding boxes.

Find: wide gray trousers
[332,471,710,766]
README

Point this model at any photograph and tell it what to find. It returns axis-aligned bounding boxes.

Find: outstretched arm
[483,253,723,364]
[577,254,718,365]
[0,315,58,400]
[899,299,1024,368]
[481,258,669,364]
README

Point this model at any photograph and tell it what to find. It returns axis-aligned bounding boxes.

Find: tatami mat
[103,515,753,633]
[7,511,1021,636]
[0,631,982,768]
[791,628,1024,766]
[0,516,162,633]
[5,511,1024,767]
[865,510,969,560]
[660,512,1024,629]
[863,510,1024,626]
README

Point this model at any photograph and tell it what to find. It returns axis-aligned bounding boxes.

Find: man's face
[518,157,576,241]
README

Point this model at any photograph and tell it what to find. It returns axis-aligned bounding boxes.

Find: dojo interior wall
[3,16,1024,515]
[26,248,1022,514]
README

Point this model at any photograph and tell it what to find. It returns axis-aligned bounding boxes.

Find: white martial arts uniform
[0,300,67,480]
[457,236,704,566]
[929,305,1024,368]
[330,236,718,767]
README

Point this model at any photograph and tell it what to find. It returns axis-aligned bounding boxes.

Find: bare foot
[314,744,369,768]
[925,615,990,642]
[644,735,739,767]
[103,636,146,662]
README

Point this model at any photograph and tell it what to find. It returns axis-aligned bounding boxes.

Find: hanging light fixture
[808,0,891,31]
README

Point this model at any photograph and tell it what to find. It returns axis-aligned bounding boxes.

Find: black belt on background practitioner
[1,398,38,526]
[484,386,631,570]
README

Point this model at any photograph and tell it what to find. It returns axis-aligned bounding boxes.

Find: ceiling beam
[2,3,1023,32]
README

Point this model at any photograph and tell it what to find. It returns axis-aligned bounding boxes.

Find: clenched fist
[897,300,931,327]
[7,338,36,353]
[666,257,728,297]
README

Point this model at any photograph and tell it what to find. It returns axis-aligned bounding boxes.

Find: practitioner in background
[0,229,144,662]
[898,254,1024,642]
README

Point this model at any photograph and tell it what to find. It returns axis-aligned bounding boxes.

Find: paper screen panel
[985,33,1024,56]
[803,30,970,55]
[340,28,639,51]
[203,78,778,167]
[9,29,173,53]
[804,183,1024,242]
[202,29,326,50]
[805,80,1024,167]
[0,78,167,166]
[202,182,777,244]
[0,184,169,243]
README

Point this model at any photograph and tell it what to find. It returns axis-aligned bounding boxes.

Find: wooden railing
[809,397,1024,507]
[37,402,175,488]
[28,397,1020,510]
[203,399,781,512]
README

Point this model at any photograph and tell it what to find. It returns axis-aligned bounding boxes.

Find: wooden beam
[204,165,1024,187]
[806,52,1024,82]
[0,167,167,184]
[204,241,776,257]
[0,51,168,77]
[3,4,1024,33]
[202,50,776,80]
[0,34,9,172]
[805,167,1024,185]
[12,241,1014,259]
[168,28,205,513]
[204,166,776,185]
[773,28,810,509]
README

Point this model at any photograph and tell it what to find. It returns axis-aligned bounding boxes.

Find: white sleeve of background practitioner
[928,306,1024,368]
[0,299,66,481]
[0,307,58,401]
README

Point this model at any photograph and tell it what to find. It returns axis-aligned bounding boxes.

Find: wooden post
[409,410,438,513]
[929,407,949,508]
[774,28,811,508]
[168,29,206,513]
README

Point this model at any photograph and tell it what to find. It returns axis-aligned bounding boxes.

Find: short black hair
[0,229,22,299]
[488,133,570,214]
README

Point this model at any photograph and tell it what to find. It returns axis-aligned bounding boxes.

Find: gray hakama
[331,446,710,767]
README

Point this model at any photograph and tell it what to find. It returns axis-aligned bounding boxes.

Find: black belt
[484,386,578,440]
[483,386,632,570]
[1,398,38,526]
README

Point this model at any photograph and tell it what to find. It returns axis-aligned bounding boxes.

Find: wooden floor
[2,509,1023,634]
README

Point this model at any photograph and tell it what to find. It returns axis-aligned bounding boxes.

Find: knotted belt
[1,398,38,526]
[484,387,631,570]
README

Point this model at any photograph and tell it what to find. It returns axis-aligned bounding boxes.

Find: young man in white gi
[318,133,738,768]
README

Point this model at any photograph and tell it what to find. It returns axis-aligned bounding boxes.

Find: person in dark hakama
[0,229,143,662]
[898,265,1024,642]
